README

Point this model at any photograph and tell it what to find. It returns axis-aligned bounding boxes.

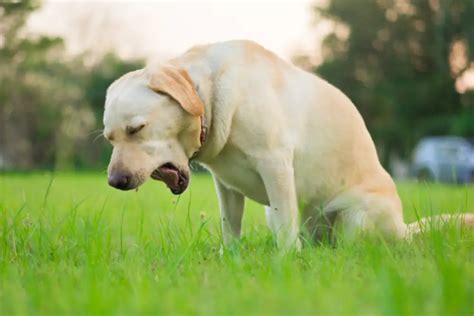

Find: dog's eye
[126,124,145,135]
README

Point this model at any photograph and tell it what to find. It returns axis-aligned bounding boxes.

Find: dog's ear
[148,67,204,116]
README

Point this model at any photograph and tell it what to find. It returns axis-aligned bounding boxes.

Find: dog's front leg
[258,157,301,251]
[213,177,245,246]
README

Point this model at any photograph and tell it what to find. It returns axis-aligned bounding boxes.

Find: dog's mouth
[151,162,189,195]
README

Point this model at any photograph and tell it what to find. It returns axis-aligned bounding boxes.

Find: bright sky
[27,0,329,63]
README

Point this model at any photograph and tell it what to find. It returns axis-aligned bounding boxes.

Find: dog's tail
[405,213,474,237]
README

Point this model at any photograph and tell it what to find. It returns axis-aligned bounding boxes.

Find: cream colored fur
[104,40,473,250]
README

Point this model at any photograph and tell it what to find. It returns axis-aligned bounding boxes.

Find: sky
[27,0,329,63]
[26,0,473,91]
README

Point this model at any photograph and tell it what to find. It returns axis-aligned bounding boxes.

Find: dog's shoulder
[177,40,286,69]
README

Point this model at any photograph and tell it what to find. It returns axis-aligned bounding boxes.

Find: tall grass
[0,173,473,315]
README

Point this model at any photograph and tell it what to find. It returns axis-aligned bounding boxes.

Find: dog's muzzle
[108,171,135,190]
[151,163,189,194]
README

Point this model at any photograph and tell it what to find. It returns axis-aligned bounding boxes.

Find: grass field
[1,172,473,315]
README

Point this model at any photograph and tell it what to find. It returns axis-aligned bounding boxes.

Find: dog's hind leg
[331,190,406,240]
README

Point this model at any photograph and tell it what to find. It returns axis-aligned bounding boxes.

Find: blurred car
[412,136,474,183]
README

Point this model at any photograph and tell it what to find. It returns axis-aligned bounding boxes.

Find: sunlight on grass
[0,173,473,315]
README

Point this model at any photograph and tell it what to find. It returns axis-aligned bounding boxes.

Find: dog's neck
[191,114,208,160]
[199,114,208,146]
[180,63,230,164]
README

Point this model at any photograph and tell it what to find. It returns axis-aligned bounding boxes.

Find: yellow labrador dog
[104,40,472,250]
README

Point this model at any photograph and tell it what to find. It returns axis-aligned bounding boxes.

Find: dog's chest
[204,145,270,205]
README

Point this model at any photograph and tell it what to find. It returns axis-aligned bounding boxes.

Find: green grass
[1,172,473,315]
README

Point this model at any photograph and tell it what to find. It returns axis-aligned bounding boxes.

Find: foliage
[314,0,474,165]
[1,173,473,314]
[76,53,143,169]
[0,0,143,170]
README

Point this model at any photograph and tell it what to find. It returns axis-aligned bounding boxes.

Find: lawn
[1,172,473,315]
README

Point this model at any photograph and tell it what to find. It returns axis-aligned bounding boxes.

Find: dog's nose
[108,172,132,190]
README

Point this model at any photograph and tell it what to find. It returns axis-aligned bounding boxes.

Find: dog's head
[103,66,204,194]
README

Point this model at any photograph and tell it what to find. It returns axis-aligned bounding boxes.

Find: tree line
[0,0,143,170]
[312,0,474,166]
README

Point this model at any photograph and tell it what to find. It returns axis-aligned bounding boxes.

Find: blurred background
[1,0,473,182]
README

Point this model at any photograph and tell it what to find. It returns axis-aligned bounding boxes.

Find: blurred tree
[314,0,474,166]
[0,0,143,170]
[0,0,71,169]
[77,53,143,169]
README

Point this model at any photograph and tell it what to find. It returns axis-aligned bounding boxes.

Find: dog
[103,40,473,250]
